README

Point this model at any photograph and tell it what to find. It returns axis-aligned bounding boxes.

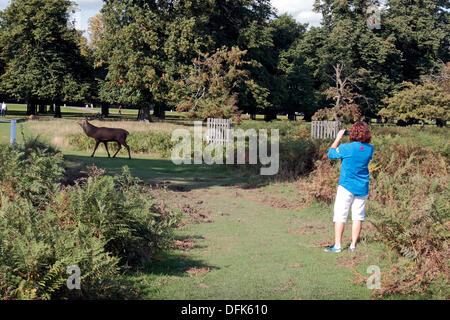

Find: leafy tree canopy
[379,63,450,123]
[0,0,92,106]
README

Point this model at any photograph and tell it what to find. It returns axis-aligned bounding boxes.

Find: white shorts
[333,186,368,223]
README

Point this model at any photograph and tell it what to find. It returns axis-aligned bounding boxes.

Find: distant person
[118,105,122,115]
[1,101,6,117]
[324,122,374,253]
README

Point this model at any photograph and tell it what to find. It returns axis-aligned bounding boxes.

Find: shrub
[296,158,340,204]
[277,137,325,181]
[312,104,362,123]
[0,195,120,300]
[236,120,304,138]
[295,125,449,298]
[368,170,448,298]
[379,81,450,123]
[68,131,174,158]
[64,167,181,265]
[0,142,64,207]
[365,135,449,298]
[0,140,180,299]
[229,122,326,180]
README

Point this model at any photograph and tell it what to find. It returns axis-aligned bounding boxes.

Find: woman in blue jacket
[325,122,374,252]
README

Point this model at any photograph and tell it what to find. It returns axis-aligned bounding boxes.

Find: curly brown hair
[349,122,372,143]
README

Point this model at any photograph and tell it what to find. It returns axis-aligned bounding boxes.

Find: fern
[1,142,179,299]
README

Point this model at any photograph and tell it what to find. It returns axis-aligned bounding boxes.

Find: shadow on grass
[4,105,195,124]
[5,109,91,120]
[63,153,263,191]
[122,248,219,299]
[149,251,218,277]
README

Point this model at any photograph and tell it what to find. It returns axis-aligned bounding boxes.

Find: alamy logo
[171,122,279,176]
[66,265,81,290]
[367,4,382,30]
[366,265,381,290]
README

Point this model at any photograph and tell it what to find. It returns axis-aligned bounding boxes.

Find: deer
[76,119,131,159]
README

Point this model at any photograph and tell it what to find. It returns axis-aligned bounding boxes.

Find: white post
[10,119,17,145]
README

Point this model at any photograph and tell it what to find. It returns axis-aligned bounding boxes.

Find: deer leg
[103,141,111,158]
[91,141,100,157]
[124,142,131,159]
[112,142,122,158]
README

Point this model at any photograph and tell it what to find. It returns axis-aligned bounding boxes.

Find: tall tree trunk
[154,103,165,120]
[54,103,62,118]
[137,106,152,122]
[264,109,277,122]
[26,102,37,115]
[288,112,297,121]
[101,103,109,117]
[250,114,256,120]
[49,104,54,113]
[38,104,46,114]
[436,119,446,127]
[303,111,313,122]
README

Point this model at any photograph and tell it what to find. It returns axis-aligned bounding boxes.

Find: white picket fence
[206,118,233,145]
[311,120,341,139]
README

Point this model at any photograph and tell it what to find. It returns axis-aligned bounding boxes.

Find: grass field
[2,113,447,300]
[0,116,394,300]
[0,104,289,121]
[124,187,387,300]
[58,149,388,300]
[0,103,188,121]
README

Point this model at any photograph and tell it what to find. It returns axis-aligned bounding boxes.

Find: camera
[344,130,349,136]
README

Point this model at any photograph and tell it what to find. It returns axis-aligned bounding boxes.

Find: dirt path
[132,184,380,300]
[63,152,381,299]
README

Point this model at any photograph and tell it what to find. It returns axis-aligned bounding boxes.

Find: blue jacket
[328,142,374,197]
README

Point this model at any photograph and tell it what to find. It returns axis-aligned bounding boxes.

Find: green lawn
[1,104,188,121]
[1,104,294,122]
[126,192,385,300]
[0,120,31,144]
[61,149,387,300]
[0,116,392,300]
[63,149,250,189]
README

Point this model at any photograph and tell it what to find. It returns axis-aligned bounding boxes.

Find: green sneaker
[324,246,342,253]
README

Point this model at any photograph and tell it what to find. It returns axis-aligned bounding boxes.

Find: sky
[0,0,322,34]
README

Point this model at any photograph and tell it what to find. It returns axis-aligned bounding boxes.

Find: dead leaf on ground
[185,267,210,277]
[172,238,195,251]
[337,252,368,268]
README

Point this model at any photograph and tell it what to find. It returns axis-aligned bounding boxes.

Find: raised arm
[331,130,347,149]
[328,130,347,159]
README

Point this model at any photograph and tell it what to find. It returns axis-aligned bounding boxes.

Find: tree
[277,42,316,121]
[302,0,449,117]
[323,63,367,120]
[309,1,402,115]
[386,0,450,81]
[233,13,317,121]
[87,13,110,117]
[88,13,104,51]
[0,0,92,117]
[235,19,274,120]
[379,63,450,126]
[97,0,210,121]
[176,46,250,121]
[312,62,368,124]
